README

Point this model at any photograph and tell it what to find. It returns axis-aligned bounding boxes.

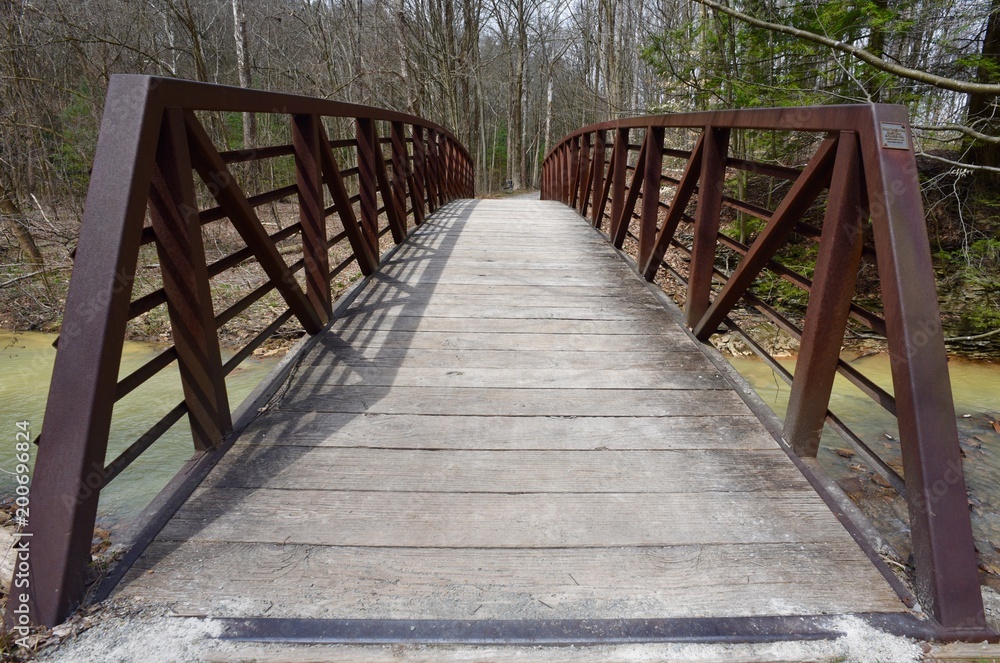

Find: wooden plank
[237,412,780,450]
[348,282,642,298]
[120,541,903,620]
[286,365,726,389]
[327,315,680,335]
[311,331,694,352]
[200,448,810,493]
[279,385,748,416]
[297,348,720,371]
[340,292,670,310]
[159,489,867,547]
[332,304,677,322]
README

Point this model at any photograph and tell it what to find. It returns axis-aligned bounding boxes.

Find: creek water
[730,352,1000,567]
[0,332,278,526]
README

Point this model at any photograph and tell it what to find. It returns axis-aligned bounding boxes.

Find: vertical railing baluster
[610,128,629,237]
[591,130,606,227]
[153,109,233,450]
[569,137,580,209]
[412,125,430,217]
[370,121,407,244]
[639,126,665,270]
[578,133,591,216]
[427,130,441,210]
[685,126,729,328]
[293,113,332,321]
[355,117,380,261]
[784,132,862,457]
[390,121,410,232]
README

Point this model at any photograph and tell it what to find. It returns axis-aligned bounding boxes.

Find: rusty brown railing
[9,75,473,628]
[542,106,985,634]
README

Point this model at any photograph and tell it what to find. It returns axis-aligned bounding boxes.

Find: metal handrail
[542,105,986,634]
[8,75,474,628]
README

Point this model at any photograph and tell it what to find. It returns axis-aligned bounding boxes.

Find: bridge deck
[115,198,905,627]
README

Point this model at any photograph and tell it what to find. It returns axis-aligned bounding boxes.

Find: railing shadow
[112,199,480,593]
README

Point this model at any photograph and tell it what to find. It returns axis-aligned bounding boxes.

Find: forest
[1,0,999,343]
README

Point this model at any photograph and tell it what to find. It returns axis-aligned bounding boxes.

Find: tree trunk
[0,181,43,267]
[232,0,257,148]
[966,0,1000,188]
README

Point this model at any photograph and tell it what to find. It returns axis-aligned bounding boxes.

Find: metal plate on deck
[211,614,944,645]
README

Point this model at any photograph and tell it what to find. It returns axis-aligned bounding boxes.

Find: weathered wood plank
[311,331,693,352]
[200,448,809,493]
[280,385,748,416]
[159,489,866,547]
[332,304,672,322]
[120,541,903,620]
[327,316,679,335]
[341,292,665,311]
[237,412,780,450]
[297,348,718,371]
[351,282,641,298]
[286,365,726,389]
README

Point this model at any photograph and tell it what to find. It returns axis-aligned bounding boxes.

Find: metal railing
[541,106,986,634]
[9,75,473,628]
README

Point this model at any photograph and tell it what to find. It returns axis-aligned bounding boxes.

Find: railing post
[4,76,160,628]
[355,117,380,261]
[369,121,407,244]
[578,133,592,216]
[426,129,441,211]
[569,137,580,209]
[542,154,552,200]
[685,126,729,328]
[862,107,986,630]
[610,128,629,236]
[783,132,863,457]
[590,131,606,228]
[293,113,332,321]
[391,121,412,229]
[411,125,429,217]
[153,108,233,450]
[639,126,665,270]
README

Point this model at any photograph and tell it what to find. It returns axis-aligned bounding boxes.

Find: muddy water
[0,332,279,526]
[730,352,1000,566]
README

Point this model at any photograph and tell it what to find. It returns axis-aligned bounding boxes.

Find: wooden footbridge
[7,76,995,647]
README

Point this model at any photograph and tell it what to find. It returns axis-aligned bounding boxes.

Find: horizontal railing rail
[9,75,473,628]
[541,106,986,634]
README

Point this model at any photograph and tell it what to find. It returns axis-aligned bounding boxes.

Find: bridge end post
[863,105,986,632]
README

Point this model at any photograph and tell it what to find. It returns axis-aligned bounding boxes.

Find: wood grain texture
[117,198,906,627]
[199,447,810,493]
[279,385,748,416]
[119,541,903,620]
[236,412,780,450]
[160,488,865,547]
[287,365,727,389]
[296,348,718,370]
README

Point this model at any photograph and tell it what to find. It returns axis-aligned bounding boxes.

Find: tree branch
[917,151,1000,173]
[692,0,1000,96]
[913,123,1000,145]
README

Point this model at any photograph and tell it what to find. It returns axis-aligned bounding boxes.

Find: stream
[0,332,279,526]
